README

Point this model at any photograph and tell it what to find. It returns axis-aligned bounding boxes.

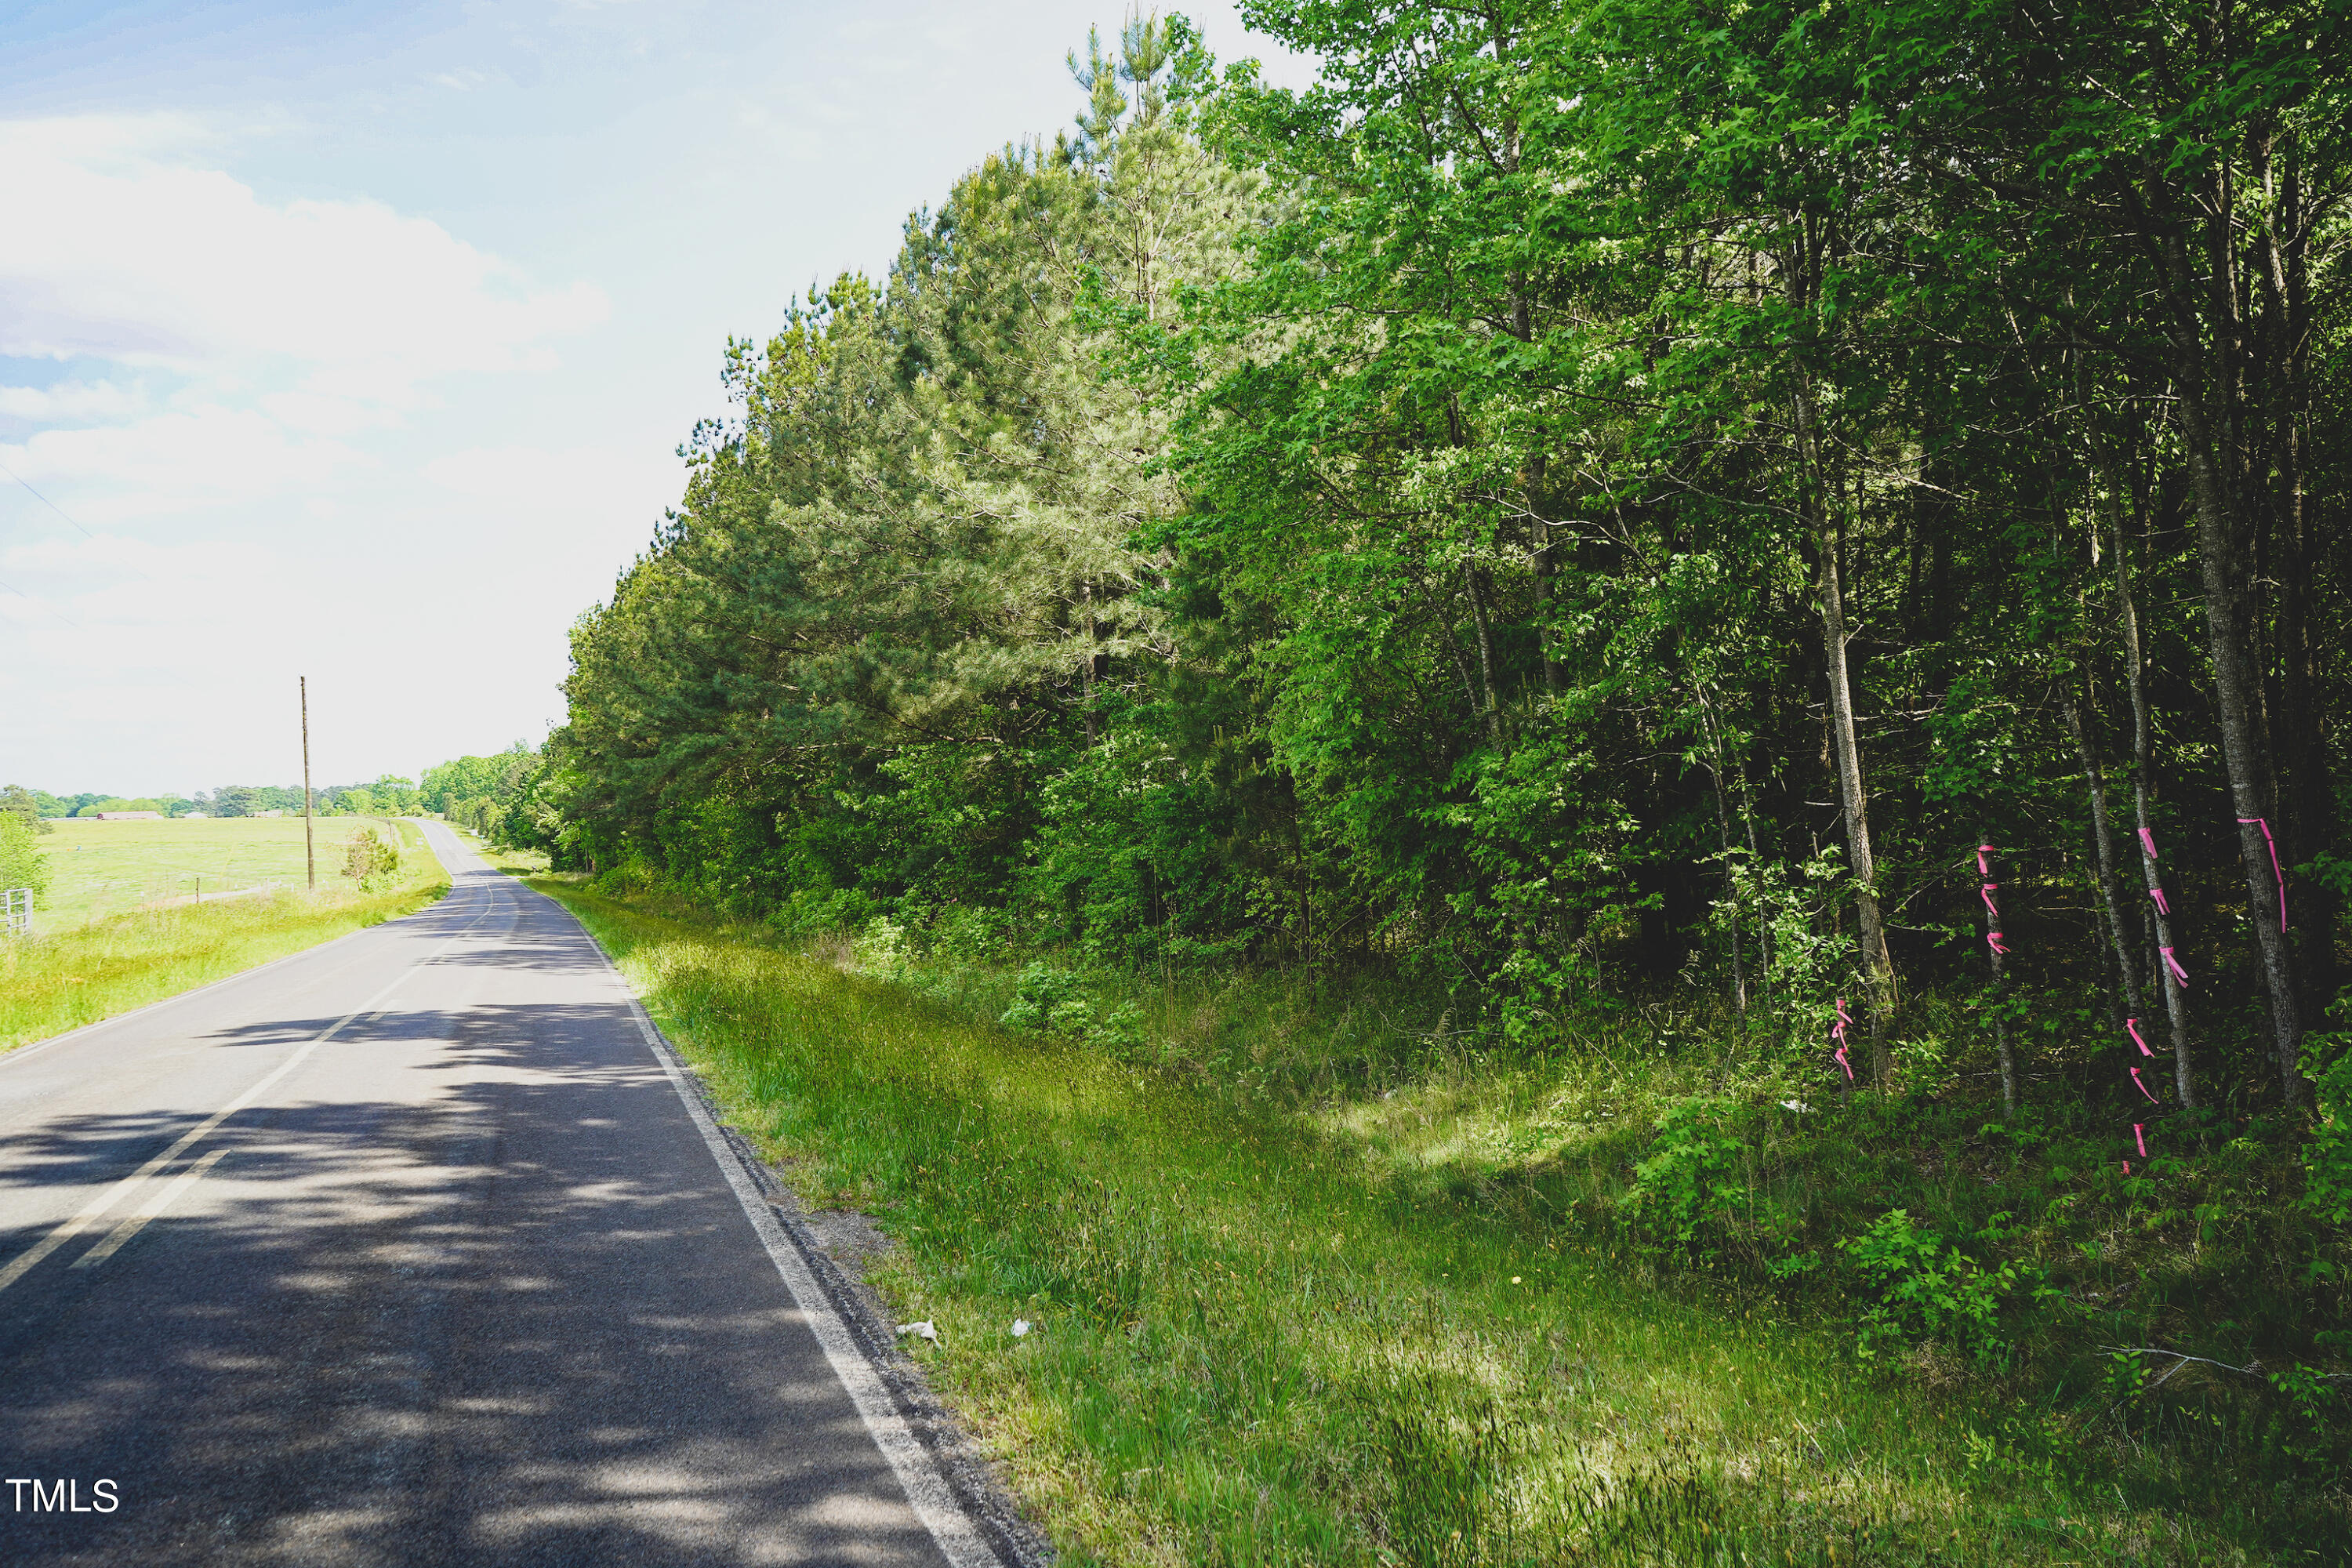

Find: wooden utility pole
[301,676,315,891]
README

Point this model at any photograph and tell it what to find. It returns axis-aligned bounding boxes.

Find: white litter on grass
[1780,1100,1813,1113]
[896,1320,938,1342]
[1011,1319,1032,1338]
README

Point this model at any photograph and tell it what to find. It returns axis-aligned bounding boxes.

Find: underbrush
[856,920,2352,1465]
[538,877,2350,1563]
[0,818,448,1051]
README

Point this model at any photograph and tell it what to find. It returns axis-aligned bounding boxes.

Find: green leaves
[1840,1207,2042,1367]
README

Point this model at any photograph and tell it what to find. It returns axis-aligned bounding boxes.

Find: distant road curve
[0,820,1014,1567]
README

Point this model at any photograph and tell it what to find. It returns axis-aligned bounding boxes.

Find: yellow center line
[72,1147,231,1269]
[0,889,501,1295]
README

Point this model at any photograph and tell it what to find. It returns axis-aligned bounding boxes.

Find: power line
[0,448,167,632]
[0,452,101,543]
[0,574,85,631]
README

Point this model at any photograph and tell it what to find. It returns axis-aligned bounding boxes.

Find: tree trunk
[2152,210,2303,1105]
[1465,564,1504,750]
[1081,580,1098,750]
[1784,224,1891,1082]
[2062,691,2144,1025]
[1809,459,1894,1083]
[1980,836,2016,1116]
[2254,128,2338,1023]
[2111,485,2198,1107]
[1740,771,1772,1008]
[1696,685,1747,1018]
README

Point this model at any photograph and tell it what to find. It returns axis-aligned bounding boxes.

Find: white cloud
[258,390,394,437]
[0,532,308,670]
[2,406,368,519]
[424,442,681,524]
[0,379,147,420]
[0,113,610,535]
[0,114,608,401]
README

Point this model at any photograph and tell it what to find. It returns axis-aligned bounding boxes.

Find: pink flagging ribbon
[2238,816,2288,931]
[2131,1065,2158,1103]
[1834,1046,1853,1080]
[1980,882,2000,916]
[1986,931,2009,956]
[2137,827,2158,862]
[2134,1123,2147,1158]
[2149,885,2170,916]
[1976,844,1994,877]
[2126,1018,2154,1057]
[1830,998,1855,1079]
[2122,1160,2132,1175]
[2160,946,2189,986]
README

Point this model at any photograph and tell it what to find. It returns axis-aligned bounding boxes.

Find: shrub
[1084,1002,1146,1057]
[1001,962,1091,1036]
[0,811,50,906]
[2304,1029,2352,1227]
[1624,1096,1744,1255]
[1839,1209,2042,1368]
[341,828,401,889]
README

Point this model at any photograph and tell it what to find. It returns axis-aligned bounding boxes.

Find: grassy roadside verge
[529,877,2303,1566]
[1,819,448,1054]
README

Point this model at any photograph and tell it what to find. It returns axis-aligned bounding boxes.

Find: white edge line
[0,856,466,1071]
[551,891,1001,1568]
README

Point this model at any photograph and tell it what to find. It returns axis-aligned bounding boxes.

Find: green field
[0,818,448,1053]
[30,815,393,931]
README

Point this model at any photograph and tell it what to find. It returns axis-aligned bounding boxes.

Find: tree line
[6,780,430,819]
[528,1,2346,1131]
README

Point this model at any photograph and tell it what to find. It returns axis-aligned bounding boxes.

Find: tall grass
[1,820,448,1052]
[543,880,2331,1566]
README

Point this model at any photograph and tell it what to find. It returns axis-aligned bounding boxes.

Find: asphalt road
[0,822,1000,1566]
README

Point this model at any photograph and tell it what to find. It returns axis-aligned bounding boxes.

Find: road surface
[0,822,1004,1566]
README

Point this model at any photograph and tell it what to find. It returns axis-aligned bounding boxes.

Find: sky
[0,0,1311,797]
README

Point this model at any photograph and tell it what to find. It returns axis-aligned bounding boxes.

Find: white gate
[3,887,29,938]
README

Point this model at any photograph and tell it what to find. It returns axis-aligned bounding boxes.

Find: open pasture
[0,818,446,1052]
[32,815,394,931]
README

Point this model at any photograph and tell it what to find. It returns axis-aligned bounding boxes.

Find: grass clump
[535,877,2343,1565]
[1,818,448,1053]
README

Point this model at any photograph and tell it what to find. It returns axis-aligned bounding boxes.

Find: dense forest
[531,0,2348,1123]
[457,0,2350,1495]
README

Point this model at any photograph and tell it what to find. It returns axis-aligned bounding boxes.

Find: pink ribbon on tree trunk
[2138,827,2158,862]
[2135,1123,2147,1158]
[2149,885,2170,916]
[1980,882,2009,954]
[1830,998,1855,1080]
[1977,844,1995,877]
[2126,1018,2154,1057]
[2130,1066,2158,1103]
[2238,816,2288,931]
[2160,946,2189,987]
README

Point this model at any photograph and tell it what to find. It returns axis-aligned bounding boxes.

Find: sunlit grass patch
[31,813,406,930]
